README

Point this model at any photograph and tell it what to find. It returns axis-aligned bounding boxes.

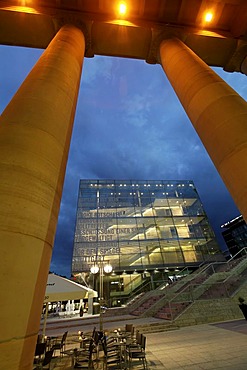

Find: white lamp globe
[90,265,99,274]
[104,264,113,274]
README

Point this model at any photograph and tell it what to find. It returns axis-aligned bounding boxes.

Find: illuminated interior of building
[72,179,222,306]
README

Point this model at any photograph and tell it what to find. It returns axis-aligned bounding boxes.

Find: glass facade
[72,179,220,274]
[221,215,247,257]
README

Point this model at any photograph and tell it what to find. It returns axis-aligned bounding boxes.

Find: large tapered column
[159,38,247,221]
[0,24,85,369]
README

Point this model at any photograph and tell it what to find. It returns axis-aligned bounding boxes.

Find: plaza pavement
[43,315,247,370]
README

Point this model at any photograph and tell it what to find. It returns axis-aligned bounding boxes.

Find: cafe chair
[74,338,95,369]
[126,335,147,369]
[127,330,142,350]
[34,342,46,361]
[51,331,68,357]
[124,324,134,339]
[36,334,42,344]
[33,349,54,370]
[101,333,126,370]
[92,329,104,359]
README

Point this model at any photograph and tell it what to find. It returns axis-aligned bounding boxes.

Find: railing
[130,294,164,316]
[108,280,153,308]
[111,274,142,297]
[199,247,247,273]
[154,250,247,321]
[109,249,247,318]
[126,280,153,304]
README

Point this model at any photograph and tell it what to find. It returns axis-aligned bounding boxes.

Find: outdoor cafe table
[107,331,134,369]
[112,340,132,369]
[62,348,88,367]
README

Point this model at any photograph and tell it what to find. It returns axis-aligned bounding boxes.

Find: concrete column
[0,24,85,369]
[159,38,247,222]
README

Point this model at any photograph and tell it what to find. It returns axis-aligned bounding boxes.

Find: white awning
[44,273,98,303]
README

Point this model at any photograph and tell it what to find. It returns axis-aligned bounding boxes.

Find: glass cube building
[72,180,222,305]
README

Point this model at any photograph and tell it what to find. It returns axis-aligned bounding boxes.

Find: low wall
[175,298,243,327]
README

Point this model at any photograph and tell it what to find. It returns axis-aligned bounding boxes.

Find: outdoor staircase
[155,302,190,320]
[124,250,247,325]
[131,295,163,316]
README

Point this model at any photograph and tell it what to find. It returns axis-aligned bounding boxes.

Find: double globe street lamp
[90,256,113,331]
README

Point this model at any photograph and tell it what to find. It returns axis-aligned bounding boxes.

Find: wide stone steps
[137,321,179,334]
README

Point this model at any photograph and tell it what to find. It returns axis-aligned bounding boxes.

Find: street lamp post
[90,256,112,331]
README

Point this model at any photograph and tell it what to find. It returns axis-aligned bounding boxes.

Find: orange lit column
[0,24,85,369]
[159,38,247,221]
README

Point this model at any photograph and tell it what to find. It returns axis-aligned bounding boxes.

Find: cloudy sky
[1,45,246,278]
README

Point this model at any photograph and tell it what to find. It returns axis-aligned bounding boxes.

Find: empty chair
[101,335,122,370]
[36,334,42,344]
[74,338,95,369]
[33,342,46,366]
[126,334,147,369]
[33,349,54,370]
[34,342,46,358]
[129,330,142,348]
[92,329,104,359]
[51,331,68,357]
[124,324,134,339]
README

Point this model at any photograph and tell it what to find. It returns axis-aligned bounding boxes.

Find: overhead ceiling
[0,0,246,72]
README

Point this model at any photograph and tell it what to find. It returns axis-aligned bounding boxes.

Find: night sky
[1,45,246,277]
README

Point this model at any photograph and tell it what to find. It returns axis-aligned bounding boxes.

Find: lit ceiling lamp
[204,11,213,23]
[118,1,127,16]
